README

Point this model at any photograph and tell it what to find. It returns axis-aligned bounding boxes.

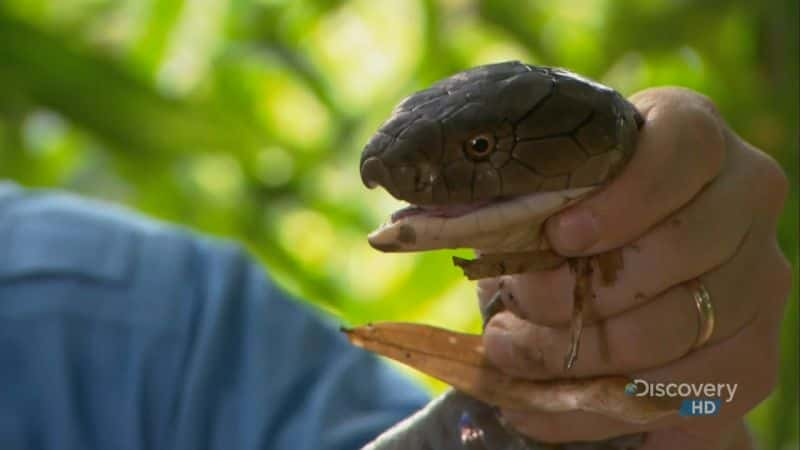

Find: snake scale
[356,61,650,449]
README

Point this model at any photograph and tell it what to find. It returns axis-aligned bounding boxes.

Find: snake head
[360,61,641,252]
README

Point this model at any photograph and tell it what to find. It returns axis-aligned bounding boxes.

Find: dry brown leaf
[452,250,566,280]
[343,322,680,424]
[344,321,488,367]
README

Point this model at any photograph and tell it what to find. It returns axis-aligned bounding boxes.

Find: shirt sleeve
[0,184,429,450]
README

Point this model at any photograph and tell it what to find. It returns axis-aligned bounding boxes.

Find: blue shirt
[0,183,428,450]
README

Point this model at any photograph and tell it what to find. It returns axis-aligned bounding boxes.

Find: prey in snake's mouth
[389,199,494,223]
[360,62,640,253]
[365,181,596,254]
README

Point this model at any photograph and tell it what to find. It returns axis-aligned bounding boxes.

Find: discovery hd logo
[624,379,738,417]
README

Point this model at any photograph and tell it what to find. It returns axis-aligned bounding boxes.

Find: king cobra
[352,61,664,449]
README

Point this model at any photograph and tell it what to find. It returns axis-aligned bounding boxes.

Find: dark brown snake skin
[361,61,642,207]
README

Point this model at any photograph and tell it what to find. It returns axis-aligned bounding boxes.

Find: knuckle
[762,365,780,399]
[749,332,781,404]
[640,87,721,118]
[771,254,794,303]
[650,87,727,178]
[686,90,722,120]
[682,104,726,177]
[728,354,779,417]
[752,360,779,408]
[754,154,790,215]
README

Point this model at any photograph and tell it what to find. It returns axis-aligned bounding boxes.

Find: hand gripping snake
[354,61,655,449]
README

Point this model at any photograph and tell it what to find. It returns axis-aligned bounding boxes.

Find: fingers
[473,87,791,446]
[498,291,783,442]
[544,87,726,256]
[742,140,791,228]
[481,212,789,379]
[477,135,783,327]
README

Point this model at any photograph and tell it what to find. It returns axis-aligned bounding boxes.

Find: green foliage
[0,0,796,447]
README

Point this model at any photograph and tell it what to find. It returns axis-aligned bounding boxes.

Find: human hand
[477,87,791,449]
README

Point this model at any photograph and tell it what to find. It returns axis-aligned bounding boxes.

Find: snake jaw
[367,186,597,253]
[360,156,444,207]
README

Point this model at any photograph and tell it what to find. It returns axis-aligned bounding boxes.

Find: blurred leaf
[0,13,263,157]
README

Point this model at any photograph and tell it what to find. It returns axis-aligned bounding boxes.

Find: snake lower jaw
[368,186,597,253]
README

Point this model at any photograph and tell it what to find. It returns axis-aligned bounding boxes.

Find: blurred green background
[0,0,796,447]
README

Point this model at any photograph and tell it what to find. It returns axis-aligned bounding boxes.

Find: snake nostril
[360,156,391,189]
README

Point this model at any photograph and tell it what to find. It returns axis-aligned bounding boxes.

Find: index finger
[544,87,727,255]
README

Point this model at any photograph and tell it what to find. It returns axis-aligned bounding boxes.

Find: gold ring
[689,279,715,349]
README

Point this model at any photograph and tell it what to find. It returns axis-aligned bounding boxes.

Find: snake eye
[465,133,496,160]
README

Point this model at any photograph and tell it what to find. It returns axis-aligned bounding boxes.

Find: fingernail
[552,208,599,252]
